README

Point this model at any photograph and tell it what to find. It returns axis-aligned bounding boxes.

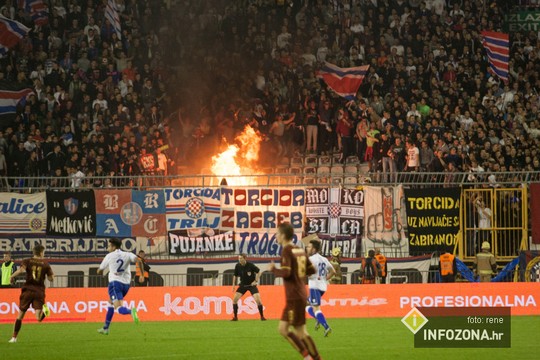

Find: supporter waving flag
[317,62,370,100]
[0,88,34,115]
[481,31,509,83]
[18,0,49,26]
[105,0,122,40]
[0,15,30,57]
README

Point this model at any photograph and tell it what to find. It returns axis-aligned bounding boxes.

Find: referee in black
[231,253,266,321]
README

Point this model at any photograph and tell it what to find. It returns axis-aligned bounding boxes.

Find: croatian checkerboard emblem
[186,197,205,219]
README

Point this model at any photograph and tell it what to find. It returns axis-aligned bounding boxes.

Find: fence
[2,171,540,190]
[9,268,526,289]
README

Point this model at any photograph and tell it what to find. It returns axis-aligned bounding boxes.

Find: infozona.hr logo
[401,307,428,334]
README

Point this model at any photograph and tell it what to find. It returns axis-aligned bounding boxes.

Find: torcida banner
[0,283,538,323]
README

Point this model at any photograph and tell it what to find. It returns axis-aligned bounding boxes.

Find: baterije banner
[95,189,166,237]
[0,192,46,234]
[305,187,364,236]
[0,283,537,323]
[46,190,96,236]
[363,186,407,249]
[165,188,221,231]
[404,187,461,254]
[0,235,136,257]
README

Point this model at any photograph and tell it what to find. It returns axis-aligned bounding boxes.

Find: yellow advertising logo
[401,307,428,334]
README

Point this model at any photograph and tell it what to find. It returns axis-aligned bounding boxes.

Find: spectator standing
[438,250,457,283]
[1,252,17,288]
[374,248,387,284]
[405,139,420,172]
[135,250,150,287]
[360,250,381,284]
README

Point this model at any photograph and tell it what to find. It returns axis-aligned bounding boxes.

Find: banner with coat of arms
[46,190,96,236]
[95,189,166,237]
[0,192,47,234]
[305,187,364,236]
[164,188,221,231]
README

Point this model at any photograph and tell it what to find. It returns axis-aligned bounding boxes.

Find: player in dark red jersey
[270,222,322,360]
[8,244,54,343]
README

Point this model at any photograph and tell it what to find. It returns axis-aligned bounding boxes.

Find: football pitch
[1,317,539,360]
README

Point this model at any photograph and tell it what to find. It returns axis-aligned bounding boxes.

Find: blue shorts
[308,289,325,306]
[108,281,130,302]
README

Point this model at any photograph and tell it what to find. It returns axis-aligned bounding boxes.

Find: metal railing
[8,268,527,289]
[1,171,539,190]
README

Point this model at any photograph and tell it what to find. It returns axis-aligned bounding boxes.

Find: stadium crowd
[0,0,539,191]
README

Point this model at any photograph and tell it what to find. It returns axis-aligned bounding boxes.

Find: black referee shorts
[235,285,259,295]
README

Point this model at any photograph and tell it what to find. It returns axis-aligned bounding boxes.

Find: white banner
[363,186,407,251]
[164,188,221,231]
[0,192,46,234]
[220,187,305,233]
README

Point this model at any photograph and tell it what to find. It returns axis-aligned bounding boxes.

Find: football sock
[302,335,321,360]
[258,304,264,317]
[315,311,329,330]
[104,305,115,329]
[38,311,45,322]
[286,331,308,358]
[13,319,22,337]
[118,306,131,315]
[233,304,238,317]
[306,306,316,319]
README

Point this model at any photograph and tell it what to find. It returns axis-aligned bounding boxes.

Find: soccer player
[8,244,54,343]
[270,222,322,360]
[306,239,335,337]
[231,253,266,321]
[97,238,140,335]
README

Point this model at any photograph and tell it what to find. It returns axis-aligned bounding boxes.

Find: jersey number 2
[116,259,125,273]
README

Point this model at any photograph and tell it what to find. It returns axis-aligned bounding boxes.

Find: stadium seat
[260,271,275,285]
[344,176,358,185]
[274,165,289,174]
[318,155,332,167]
[332,153,342,165]
[346,155,360,164]
[290,156,303,167]
[330,165,344,175]
[304,176,316,185]
[350,269,362,284]
[149,272,164,286]
[67,271,84,288]
[222,269,235,286]
[304,155,318,166]
[89,268,108,288]
[331,176,343,185]
[345,165,358,175]
[290,166,302,175]
[317,166,330,184]
[186,267,218,286]
[304,166,316,175]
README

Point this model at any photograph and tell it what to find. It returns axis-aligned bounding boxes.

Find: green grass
[1,317,539,360]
